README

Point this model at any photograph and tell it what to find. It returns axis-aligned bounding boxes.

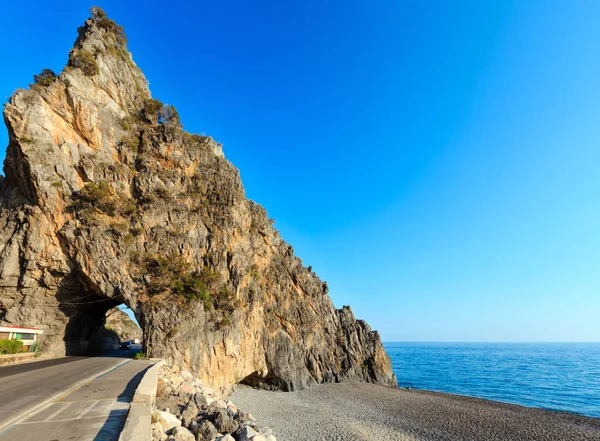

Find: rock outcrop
[105,306,142,342]
[0,9,396,391]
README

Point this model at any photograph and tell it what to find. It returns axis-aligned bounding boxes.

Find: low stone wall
[0,352,36,365]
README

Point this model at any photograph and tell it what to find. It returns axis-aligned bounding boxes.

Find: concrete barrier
[0,352,36,365]
[119,359,164,441]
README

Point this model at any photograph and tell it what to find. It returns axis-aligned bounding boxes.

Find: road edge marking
[0,358,131,434]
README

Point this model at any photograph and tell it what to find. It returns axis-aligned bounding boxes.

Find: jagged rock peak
[0,8,396,392]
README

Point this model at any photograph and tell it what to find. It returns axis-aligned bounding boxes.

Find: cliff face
[105,307,141,342]
[0,10,396,392]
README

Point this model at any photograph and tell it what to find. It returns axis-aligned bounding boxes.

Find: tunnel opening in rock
[56,271,137,355]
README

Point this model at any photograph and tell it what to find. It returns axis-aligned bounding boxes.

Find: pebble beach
[231,382,600,441]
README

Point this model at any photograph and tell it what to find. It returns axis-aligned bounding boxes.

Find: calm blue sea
[384,342,600,418]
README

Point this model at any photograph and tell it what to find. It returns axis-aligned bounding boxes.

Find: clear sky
[1,1,598,342]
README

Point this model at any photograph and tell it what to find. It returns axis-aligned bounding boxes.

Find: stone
[0,8,396,393]
[196,420,218,441]
[194,392,211,407]
[188,420,199,434]
[181,400,200,428]
[216,435,235,441]
[212,407,238,434]
[214,400,228,409]
[156,393,184,418]
[238,426,260,441]
[172,426,195,441]
[154,410,182,432]
[152,421,168,441]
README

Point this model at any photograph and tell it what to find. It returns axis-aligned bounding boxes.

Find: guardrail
[119,358,164,441]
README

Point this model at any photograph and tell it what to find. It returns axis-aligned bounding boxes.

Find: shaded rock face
[105,307,141,342]
[0,11,396,391]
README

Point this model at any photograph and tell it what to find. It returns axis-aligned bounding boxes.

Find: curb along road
[118,359,164,441]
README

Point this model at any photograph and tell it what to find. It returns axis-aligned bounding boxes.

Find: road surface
[0,347,147,440]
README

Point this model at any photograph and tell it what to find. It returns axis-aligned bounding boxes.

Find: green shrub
[21,136,35,144]
[133,351,146,360]
[0,339,24,355]
[119,116,135,131]
[217,317,232,330]
[142,99,162,124]
[141,99,180,125]
[90,7,127,48]
[120,134,140,153]
[142,254,224,309]
[69,48,99,76]
[69,182,136,219]
[79,182,114,213]
[33,69,57,87]
[30,341,41,357]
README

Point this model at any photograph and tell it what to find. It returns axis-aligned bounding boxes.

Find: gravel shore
[230,382,600,441]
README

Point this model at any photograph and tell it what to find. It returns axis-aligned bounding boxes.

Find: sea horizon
[384,342,600,419]
[384,341,600,344]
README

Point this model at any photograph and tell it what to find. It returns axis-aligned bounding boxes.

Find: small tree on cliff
[142,99,180,126]
[33,69,57,87]
[90,6,127,48]
[157,104,179,125]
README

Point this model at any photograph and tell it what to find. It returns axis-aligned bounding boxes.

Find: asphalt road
[0,347,141,432]
[0,358,152,441]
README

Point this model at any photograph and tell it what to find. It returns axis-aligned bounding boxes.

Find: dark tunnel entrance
[57,272,141,356]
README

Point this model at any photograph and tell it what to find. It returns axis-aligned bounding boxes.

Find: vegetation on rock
[68,48,99,76]
[136,253,231,310]
[0,7,396,391]
[142,99,180,125]
[32,69,57,87]
[90,6,127,49]
[69,182,136,219]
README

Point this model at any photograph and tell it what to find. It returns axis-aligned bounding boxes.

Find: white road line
[17,411,130,425]
[42,402,70,422]
[76,400,99,419]
[0,358,131,433]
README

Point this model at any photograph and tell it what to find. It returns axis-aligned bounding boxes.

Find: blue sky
[1,1,598,342]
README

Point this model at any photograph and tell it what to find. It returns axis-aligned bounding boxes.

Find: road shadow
[92,408,129,441]
[91,363,151,440]
[117,364,151,403]
[0,356,88,378]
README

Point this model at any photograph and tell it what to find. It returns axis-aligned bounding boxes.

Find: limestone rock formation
[105,307,141,342]
[0,9,396,391]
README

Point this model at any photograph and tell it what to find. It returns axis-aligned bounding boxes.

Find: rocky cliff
[105,307,141,342]
[0,8,396,392]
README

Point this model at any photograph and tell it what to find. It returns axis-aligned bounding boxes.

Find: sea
[384,342,600,419]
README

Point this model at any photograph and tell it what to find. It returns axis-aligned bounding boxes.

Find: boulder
[196,420,218,441]
[154,410,182,432]
[181,400,199,428]
[194,392,212,407]
[171,426,196,441]
[212,407,238,434]
[238,426,260,441]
